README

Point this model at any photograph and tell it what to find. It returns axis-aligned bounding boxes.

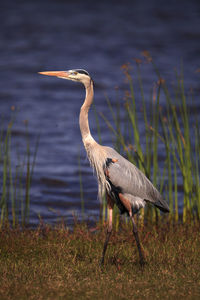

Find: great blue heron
[39,69,169,266]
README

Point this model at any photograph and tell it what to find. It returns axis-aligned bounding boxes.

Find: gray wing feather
[104,146,169,213]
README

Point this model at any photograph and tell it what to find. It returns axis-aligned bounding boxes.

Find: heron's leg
[100,195,114,266]
[131,216,145,266]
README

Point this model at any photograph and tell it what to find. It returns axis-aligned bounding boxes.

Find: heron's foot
[99,258,105,271]
[139,258,146,268]
[99,258,104,266]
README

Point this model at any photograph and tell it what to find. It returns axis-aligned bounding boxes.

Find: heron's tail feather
[144,183,170,213]
[145,193,169,213]
[153,198,170,213]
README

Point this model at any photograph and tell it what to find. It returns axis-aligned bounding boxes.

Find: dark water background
[0,0,200,226]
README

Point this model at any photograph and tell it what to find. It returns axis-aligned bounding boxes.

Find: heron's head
[38,69,92,86]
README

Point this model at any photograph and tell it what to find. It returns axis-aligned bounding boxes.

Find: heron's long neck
[79,81,94,143]
[79,81,108,199]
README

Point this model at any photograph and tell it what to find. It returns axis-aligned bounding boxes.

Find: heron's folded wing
[104,147,169,212]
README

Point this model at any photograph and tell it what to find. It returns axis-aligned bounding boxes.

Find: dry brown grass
[0,222,199,299]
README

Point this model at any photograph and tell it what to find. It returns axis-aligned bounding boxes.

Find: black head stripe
[75,69,90,76]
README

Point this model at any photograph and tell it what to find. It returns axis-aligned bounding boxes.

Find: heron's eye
[71,71,78,76]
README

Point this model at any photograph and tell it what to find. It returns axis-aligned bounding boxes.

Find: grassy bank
[0,222,199,299]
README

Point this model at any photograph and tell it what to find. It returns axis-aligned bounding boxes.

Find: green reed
[0,114,39,228]
[100,57,199,225]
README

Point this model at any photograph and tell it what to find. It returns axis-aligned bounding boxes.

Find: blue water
[0,0,200,226]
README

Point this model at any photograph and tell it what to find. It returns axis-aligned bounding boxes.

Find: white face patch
[67,69,90,83]
[68,70,78,76]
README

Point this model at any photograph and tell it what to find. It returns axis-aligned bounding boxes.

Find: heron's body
[85,140,169,215]
[39,68,169,266]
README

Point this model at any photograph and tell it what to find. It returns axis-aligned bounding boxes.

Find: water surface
[0,0,200,226]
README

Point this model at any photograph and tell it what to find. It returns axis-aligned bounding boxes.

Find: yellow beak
[38,71,70,78]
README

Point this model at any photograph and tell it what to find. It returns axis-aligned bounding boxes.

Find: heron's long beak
[38,71,70,79]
